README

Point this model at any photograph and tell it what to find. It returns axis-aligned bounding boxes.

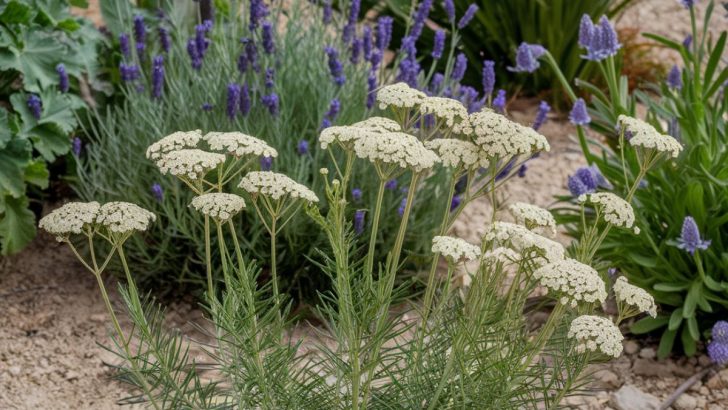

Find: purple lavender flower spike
[249,0,270,30]
[262,21,275,54]
[352,188,363,203]
[202,102,214,111]
[354,210,366,235]
[27,94,42,120]
[667,65,683,90]
[323,0,332,24]
[398,197,407,217]
[569,98,591,125]
[369,49,382,70]
[195,23,210,58]
[325,98,341,121]
[56,63,69,93]
[350,38,362,64]
[240,83,251,115]
[133,15,146,44]
[432,30,446,59]
[431,72,444,93]
[325,46,346,86]
[482,60,495,97]
[443,0,455,23]
[320,118,332,129]
[675,216,711,255]
[532,101,550,131]
[411,0,434,40]
[367,74,377,109]
[260,156,273,171]
[493,89,506,113]
[245,39,259,72]
[683,34,692,50]
[713,321,728,344]
[227,83,241,119]
[72,137,82,156]
[237,52,248,74]
[708,341,728,365]
[151,183,164,202]
[451,53,467,82]
[262,93,279,116]
[376,16,394,51]
[187,40,202,70]
[507,43,546,73]
[120,63,141,82]
[343,0,361,45]
[265,67,275,89]
[457,4,479,30]
[450,195,461,211]
[159,27,170,53]
[119,33,131,59]
[362,26,373,59]
[385,179,398,190]
[297,139,309,155]
[152,55,165,99]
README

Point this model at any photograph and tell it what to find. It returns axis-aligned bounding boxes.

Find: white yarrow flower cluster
[146,130,203,160]
[376,82,426,110]
[190,193,246,222]
[155,149,226,180]
[568,315,624,358]
[469,110,550,158]
[425,139,489,169]
[419,97,473,134]
[618,115,683,158]
[203,132,278,158]
[483,222,564,265]
[352,117,402,133]
[239,171,319,203]
[39,202,100,240]
[432,236,481,263]
[613,276,657,318]
[533,259,607,308]
[483,247,521,264]
[508,202,557,237]
[319,126,372,149]
[579,192,639,234]
[353,132,440,172]
[96,202,156,234]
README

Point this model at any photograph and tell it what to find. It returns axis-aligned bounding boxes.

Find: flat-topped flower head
[319,125,372,150]
[579,192,638,234]
[533,259,607,308]
[613,276,657,318]
[508,202,557,237]
[376,82,426,110]
[432,235,481,263]
[191,193,246,222]
[469,110,550,158]
[618,115,683,158]
[146,130,203,160]
[203,132,278,158]
[419,96,472,134]
[239,171,319,203]
[483,221,564,265]
[96,202,156,234]
[155,149,226,180]
[39,202,100,240]
[483,247,521,264]
[353,131,440,172]
[352,117,402,133]
[425,139,489,169]
[568,315,624,357]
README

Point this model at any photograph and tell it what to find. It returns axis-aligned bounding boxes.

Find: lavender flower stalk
[376,16,394,51]
[432,30,445,59]
[227,83,241,119]
[325,46,346,86]
[443,0,456,23]
[265,68,275,89]
[120,63,141,82]
[532,101,550,131]
[667,65,683,90]
[482,60,495,97]
[354,210,365,235]
[262,21,275,54]
[362,26,373,59]
[411,0,434,40]
[133,15,146,55]
[151,56,165,99]
[451,53,467,82]
[367,74,377,109]
[56,63,69,93]
[457,4,479,30]
[119,33,131,59]
[262,93,279,116]
[187,39,202,70]
[493,89,506,113]
[159,27,171,53]
[323,0,332,24]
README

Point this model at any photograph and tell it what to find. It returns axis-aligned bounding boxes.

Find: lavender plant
[538,2,727,356]
[42,80,656,408]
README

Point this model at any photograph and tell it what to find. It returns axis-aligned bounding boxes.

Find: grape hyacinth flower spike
[579,15,621,61]
[493,89,506,113]
[667,65,683,90]
[569,98,591,125]
[56,63,69,93]
[27,94,42,120]
[675,216,711,255]
[432,30,446,59]
[507,42,546,73]
[532,101,550,131]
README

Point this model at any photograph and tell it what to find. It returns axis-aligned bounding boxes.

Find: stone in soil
[610,384,660,410]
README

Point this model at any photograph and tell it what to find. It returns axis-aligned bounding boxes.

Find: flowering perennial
[146,130,203,160]
[431,236,481,263]
[469,110,550,158]
[191,193,246,222]
[96,202,156,234]
[483,247,521,264]
[568,315,624,357]
[579,193,638,233]
[425,139,488,169]
[618,115,683,158]
[376,82,426,110]
[39,202,100,240]
[352,117,402,133]
[419,97,473,134]
[319,125,371,149]
[155,149,226,180]
[483,222,564,265]
[353,132,440,172]
[239,171,319,203]
[534,259,607,308]
[204,132,278,158]
[613,277,657,317]
[508,202,557,237]
[675,216,711,255]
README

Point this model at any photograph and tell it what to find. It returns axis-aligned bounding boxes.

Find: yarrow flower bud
[203,131,278,158]
[569,98,591,125]
[675,216,711,255]
[618,115,683,158]
[508,42,546,73]
[432,235,481,263]
[56,64,69,93]
[613,276,657,318]
[667,65,683,90]
[534,259,607,308]
[146,130,203,160]
[568,315,624,358]
[96,202,156,234]
[579,192,639,234]
[191,193,246,222]
[39,202,100,241]
[508,202,557,237]
[239,171,319,203]
[27,94,42,120]
[457,4,479,30]
[432,29,446,59]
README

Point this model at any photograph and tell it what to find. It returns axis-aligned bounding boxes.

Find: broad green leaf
[0,0,33,24]
[0,194,35,254]
[0,108,12,148]
[687,316,700,341]
[657,328,678,359]
[654,282,689,292]
[0,137,31,197]
[0,29,70,92]
[24,159,48,188]
[682,281,701,318]
[668,307,683,331]
[99,0,132,37]
[28,123,71,161]
[32,0,79,31]
[630,316,668,334]
[69,0,89,7]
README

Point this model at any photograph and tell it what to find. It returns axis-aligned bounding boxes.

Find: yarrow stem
[364,179,386,276]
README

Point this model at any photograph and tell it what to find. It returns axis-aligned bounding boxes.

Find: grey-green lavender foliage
[43,81,659,408]
[74,0,452,298]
